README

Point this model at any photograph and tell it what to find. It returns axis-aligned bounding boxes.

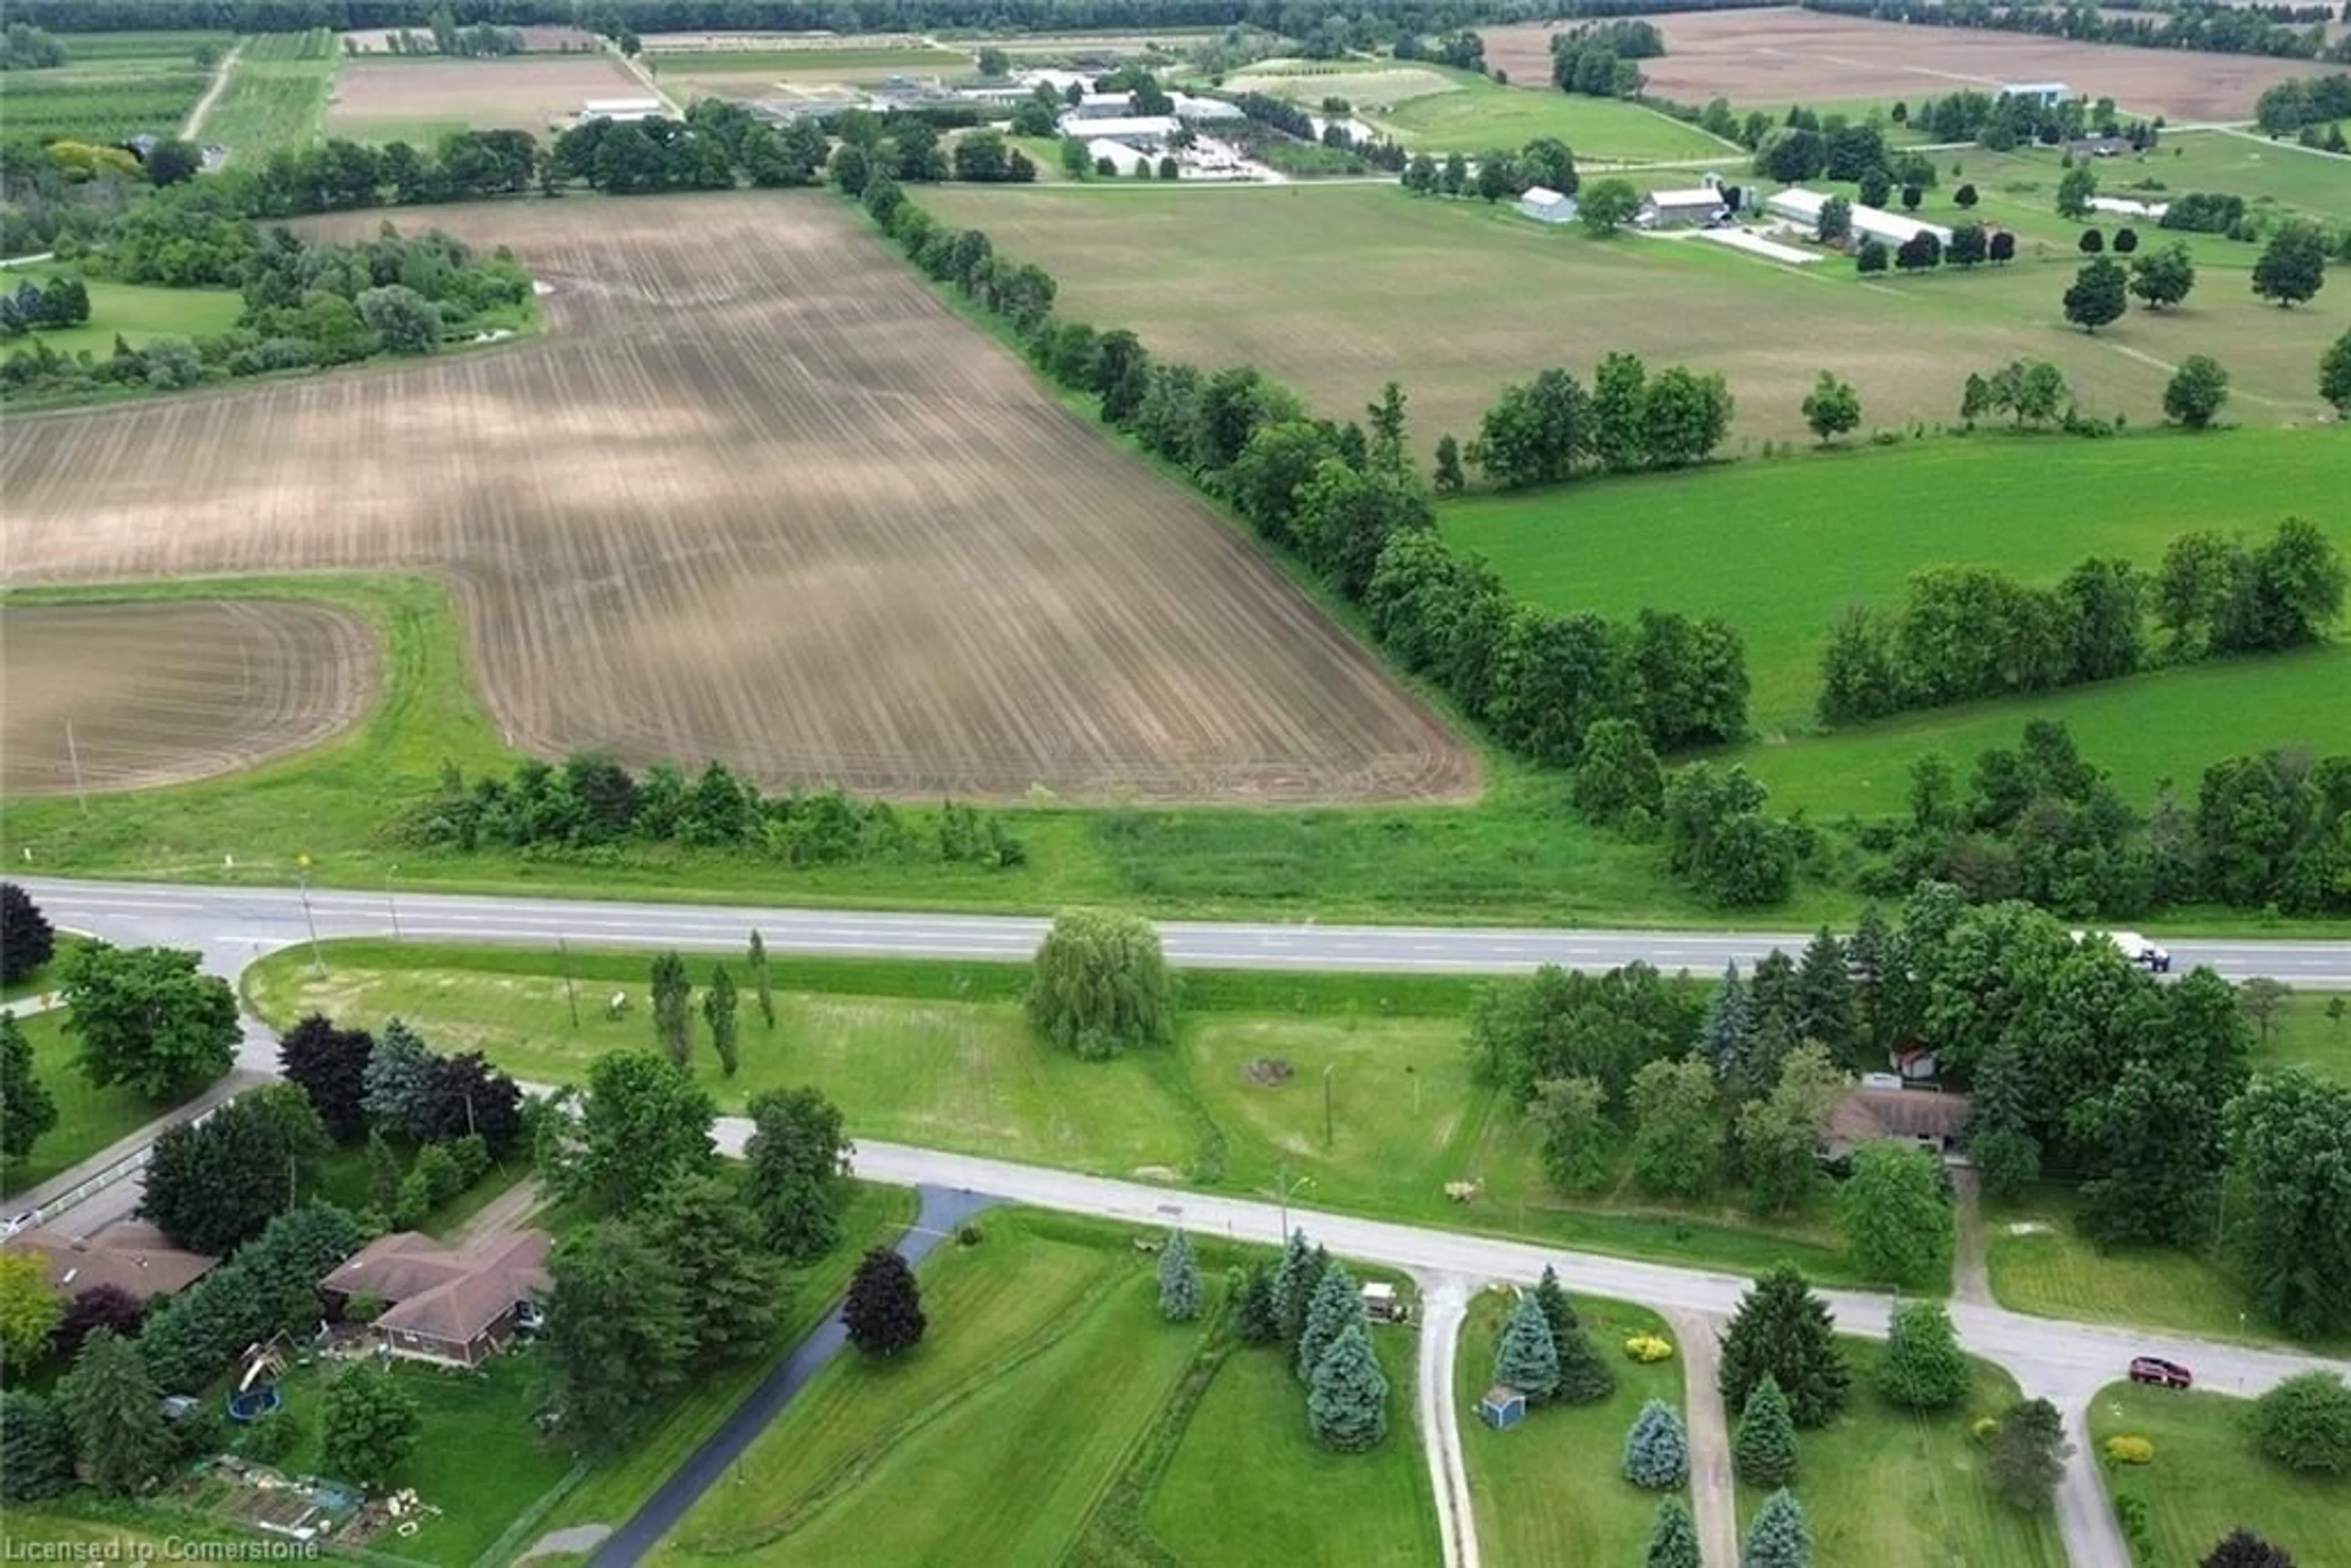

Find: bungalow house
[3,1220,218,1304]
[1820,1087,1973,1163]
[320,1229,552,1367]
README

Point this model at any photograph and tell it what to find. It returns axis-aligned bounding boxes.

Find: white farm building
[582,96,665,122]
[2000,81,2073,105]
[1059,113,1178,148]
[1765,187,1952,249]
[1517,186,1578,224]
[1638,185,1727,227]
[2087,195,2169,220]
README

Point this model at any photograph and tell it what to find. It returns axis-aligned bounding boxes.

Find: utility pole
[1323,1063,1335,1150]
[295,858,324,977]
[386,863,402,941]
[64,721,88,815]
[560,937,580,1029]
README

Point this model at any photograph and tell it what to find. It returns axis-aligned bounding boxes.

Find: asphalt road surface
[20,877,2351,1568]
[21,877,2351,986]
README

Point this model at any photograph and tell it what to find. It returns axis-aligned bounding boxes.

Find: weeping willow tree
[1027,909,1174,1060]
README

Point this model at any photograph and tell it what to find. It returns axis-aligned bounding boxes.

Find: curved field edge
[2,598,381,797]
[0,573,503,876]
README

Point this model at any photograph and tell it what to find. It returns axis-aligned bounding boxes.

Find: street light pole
[295,863,324,977]
[1273,1162,1313,1242]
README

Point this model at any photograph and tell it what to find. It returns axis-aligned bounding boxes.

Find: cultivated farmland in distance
[1,600,378,796]
[926,181,2344,454]
[323,51,656,139]
[1481,8,2338,119]
[0,194,1472,806]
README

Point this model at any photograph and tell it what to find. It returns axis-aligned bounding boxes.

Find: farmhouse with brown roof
[320,1229,552,1367]
[1821,1087,1973,1162]
[3,1220,220,1304]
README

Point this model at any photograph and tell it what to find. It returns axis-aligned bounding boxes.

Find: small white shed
[1517,186,1578,224]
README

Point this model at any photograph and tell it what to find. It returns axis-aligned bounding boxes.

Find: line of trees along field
[1862,720,2351,918]
[1819,519,2346,724]
[843,173,1757,785]
[404,756,1029,870]
[4,0,1608,40]
[1799,0,2351,62]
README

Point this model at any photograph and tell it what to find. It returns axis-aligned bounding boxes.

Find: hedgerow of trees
[1817,518,2343,724]
[401,754,1026,870]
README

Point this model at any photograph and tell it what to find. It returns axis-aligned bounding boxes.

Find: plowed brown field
[0,193,1472,804]
[1482,8,2331,121]
[1,600,378,795]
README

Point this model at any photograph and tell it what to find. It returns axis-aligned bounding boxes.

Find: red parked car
[2129,1356,2193,1389]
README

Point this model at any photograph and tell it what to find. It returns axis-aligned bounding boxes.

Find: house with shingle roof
[4,1220,219,1304]
[320,1229,552,1367]
[1820,1087,1972,1163]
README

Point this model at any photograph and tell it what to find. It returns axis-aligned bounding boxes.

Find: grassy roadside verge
[242,940,1865,1288]
[2090,1381,2350,1568]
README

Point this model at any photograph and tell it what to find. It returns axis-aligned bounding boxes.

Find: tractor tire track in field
[0,193,1476,806]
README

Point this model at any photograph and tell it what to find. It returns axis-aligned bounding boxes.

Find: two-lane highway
[19,877,2351,984]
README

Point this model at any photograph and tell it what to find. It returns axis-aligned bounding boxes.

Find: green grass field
[533,1181,917,1539]
[242,940,1863,1285]
[1227,58,1733,161]
[200,30,336,154]
[1453,1288,1685,1567]
[918,180,2341,465]
[1734,1340,2064,1568]
[652,1210,1209,1562]
[1983,1185,2347,1354]
[1442,428,2351,754]
[1149,1310,1435,1564]
[2268,991,2351,1082]
[11,276,245,359]
[0,1008,208,1199]
[2090,1381,2351,1568]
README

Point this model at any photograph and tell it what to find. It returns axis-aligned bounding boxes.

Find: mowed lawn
[1149,1315,1436,1564]
[1227,58,1731,160]
[2090,1382,2351,1568]
[1,1008,206,1199]
[1452,1288,1684,1567]
[15,276,245,359]
[1985,1184,2350,1354]
[1734,1340,2064,1568]
[918,181,2339,460]
[260,1351,575,1567]
[652,1210,1204,1563]
[244,943,1860,1285]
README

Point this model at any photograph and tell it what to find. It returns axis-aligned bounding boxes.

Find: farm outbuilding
[1638,186,1727,227]
[1060,113,1178,148]
[1479,1385,1528,1430]
[1764,187,1951,249]
[583,96,665,122]
[2088,195,2168,219]
[1517,185,1578,224]
[2000,81,2073,105]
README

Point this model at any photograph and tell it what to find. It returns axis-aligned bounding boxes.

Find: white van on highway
[2071,928,2172,973]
